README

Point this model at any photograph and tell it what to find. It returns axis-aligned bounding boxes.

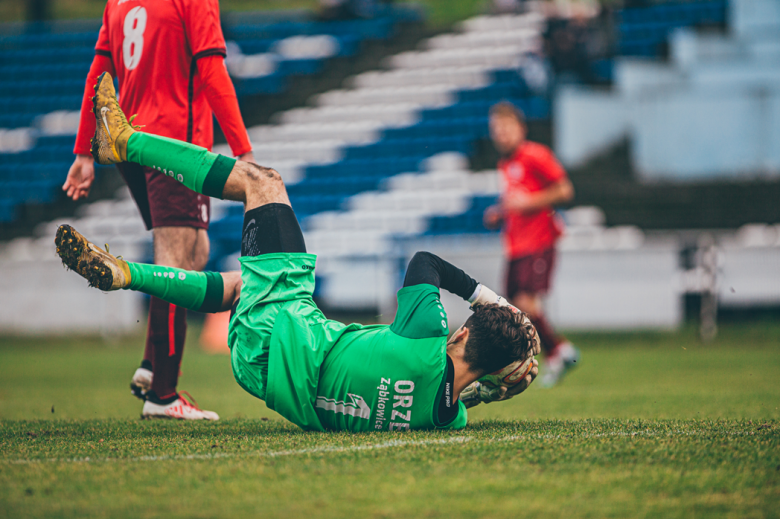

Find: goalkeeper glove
[469,284,512,310]
[459,381,507,409]
[458,358,539,409]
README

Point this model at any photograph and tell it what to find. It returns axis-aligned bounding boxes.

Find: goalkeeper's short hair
[463,304,536,375]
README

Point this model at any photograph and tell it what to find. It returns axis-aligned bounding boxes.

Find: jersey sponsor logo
[375,379,416,431]
[316,393,371,420]
[302,264,314,271]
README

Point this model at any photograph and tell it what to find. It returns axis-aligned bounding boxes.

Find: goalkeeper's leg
[92,71,288,212]
[55,224,242,311]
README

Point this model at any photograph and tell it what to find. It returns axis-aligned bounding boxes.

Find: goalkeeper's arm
[402,251,479,299]
[402,252,540,407]
[402,251,525,311]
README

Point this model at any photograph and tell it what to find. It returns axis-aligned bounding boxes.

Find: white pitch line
[3,435,480,466]
[2,428,762,466]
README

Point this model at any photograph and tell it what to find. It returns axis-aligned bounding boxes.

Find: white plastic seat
[458,12,545,33]
[279,103,424,124]
[425,28,540,51]
[314,84,461,107]
[388,45,529,69]
[350,66,491,89]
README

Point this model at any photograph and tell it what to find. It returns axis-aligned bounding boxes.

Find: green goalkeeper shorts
[228,253,317,401]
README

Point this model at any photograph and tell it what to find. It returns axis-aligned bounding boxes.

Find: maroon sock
[142,331,154,366]
[529,312,563,356]
[147,297,187,401]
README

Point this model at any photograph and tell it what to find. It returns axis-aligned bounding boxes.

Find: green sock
[126,132,236,199]
[125,262,224,313]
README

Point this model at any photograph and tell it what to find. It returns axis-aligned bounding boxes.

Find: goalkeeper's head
[452,303,539,377]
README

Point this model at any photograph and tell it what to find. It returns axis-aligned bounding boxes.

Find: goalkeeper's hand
[503,358,539,398]
[458,358,539,409]
[459,381,506,409]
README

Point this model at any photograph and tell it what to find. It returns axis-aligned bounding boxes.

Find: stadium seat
[616,0,727,57]
[0,7,420,223]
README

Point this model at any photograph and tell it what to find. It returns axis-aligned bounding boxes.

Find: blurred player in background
[63,0,254,419]
[484,102,579,387]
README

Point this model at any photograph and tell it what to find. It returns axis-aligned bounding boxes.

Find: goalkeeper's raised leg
[91,71,288,212]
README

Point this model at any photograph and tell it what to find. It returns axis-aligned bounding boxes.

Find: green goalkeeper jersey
[229,253,468,432]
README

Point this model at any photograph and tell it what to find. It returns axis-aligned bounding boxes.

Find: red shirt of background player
[73,0,251,155]
[498,141,567,259]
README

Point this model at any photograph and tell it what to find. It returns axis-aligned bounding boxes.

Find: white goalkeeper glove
[469,284,511,310]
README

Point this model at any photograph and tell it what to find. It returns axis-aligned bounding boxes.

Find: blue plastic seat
[0,198,16,222]
[0,79,84,97]
[231,73,286,96]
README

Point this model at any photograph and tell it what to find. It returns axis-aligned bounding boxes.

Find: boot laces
[127,114,145,130]
[109,92,144,130]
[177,391,201,410]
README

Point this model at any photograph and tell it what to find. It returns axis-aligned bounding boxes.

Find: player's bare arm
[63,154,96,201]
[65,50,116,201]
[500,178,574,214]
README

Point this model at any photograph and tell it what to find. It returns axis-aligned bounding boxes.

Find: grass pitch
[1,322,779,518]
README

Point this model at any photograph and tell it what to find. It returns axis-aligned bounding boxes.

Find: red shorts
[117,162,210,231]
[505,247,556,298]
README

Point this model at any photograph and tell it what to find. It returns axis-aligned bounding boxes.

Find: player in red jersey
[63,0,254,419]
[484,102,579,387]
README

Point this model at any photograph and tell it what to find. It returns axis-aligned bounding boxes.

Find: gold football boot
[55,224,132,291]
[90,71,140,165]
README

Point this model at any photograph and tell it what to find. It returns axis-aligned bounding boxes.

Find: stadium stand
[0,6,419,224]
[206,10,552,270]
[616,0,727,57]
[2,2,779,331]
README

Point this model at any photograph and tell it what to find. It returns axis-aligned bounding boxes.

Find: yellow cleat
[55,224,132,291]
[90,72,139,165]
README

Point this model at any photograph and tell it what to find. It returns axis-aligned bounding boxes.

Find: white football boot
[142,392,219,420]
[540,341,580,388]
[130,367,153,400]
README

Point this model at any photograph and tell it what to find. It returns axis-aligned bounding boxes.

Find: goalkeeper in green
[56,72,540,431]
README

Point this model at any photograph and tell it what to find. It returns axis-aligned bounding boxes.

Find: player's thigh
[222,271,242,309]
[153,227,202,269]
[512,292,540,315]
[191,229,210,271]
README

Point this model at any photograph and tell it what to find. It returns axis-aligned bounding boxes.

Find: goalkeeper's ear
[446,324,469,349]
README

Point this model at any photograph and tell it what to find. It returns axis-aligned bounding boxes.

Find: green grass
[1,322,779,518]
[2,0,487,28]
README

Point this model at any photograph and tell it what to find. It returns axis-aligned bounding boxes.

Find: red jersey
[498,141,567,258]
[95,0,228,149]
